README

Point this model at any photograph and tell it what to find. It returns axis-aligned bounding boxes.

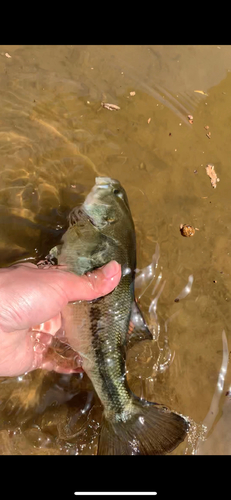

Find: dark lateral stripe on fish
[89,302,128,414]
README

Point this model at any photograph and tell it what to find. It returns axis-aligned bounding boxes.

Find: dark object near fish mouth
[69,207,97,227]
[69,207,84,225]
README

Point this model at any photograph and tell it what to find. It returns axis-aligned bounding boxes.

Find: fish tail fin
[98,397,189,455]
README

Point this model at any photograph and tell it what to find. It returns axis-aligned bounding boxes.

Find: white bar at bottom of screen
[74,493,157,496]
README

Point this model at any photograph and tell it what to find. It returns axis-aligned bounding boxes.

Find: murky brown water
[0,45,231,455]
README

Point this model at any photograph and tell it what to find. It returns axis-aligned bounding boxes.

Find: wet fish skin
[51,177,189,454]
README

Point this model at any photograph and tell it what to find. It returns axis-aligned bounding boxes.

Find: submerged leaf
[194,90,208,96]
[101,102,120,111]
[205,163,220,188]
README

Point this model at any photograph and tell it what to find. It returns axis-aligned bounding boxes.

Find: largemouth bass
[50,177,189,454]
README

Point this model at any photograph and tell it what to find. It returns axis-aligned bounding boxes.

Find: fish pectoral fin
[48,244,62,261]
[126,301,153,348]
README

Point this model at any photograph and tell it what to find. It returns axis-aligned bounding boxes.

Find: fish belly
[61,301,95,374]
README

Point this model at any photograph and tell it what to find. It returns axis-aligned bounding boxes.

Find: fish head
[82,177,132,232]
[62,177,136,275]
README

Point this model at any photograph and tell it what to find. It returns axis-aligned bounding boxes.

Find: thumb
[59,260,122,302]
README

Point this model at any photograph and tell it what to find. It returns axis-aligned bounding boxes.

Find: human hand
[0,261,121,377]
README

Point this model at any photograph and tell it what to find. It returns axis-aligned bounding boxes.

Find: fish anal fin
[126,301,153,348]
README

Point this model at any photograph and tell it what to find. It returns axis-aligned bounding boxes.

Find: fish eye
[113,189,120,195]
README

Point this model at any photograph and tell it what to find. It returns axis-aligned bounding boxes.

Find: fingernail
[101,260,121,279]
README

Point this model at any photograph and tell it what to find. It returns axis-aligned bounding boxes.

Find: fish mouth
[86,177,121,202]
[95,177,118,186]
[95,177,111,186]
[83,178,117,208]
[81,178,116,229]
[84,177,130,215]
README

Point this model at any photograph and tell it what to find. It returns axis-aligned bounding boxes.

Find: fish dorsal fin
[126,301,153,348]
